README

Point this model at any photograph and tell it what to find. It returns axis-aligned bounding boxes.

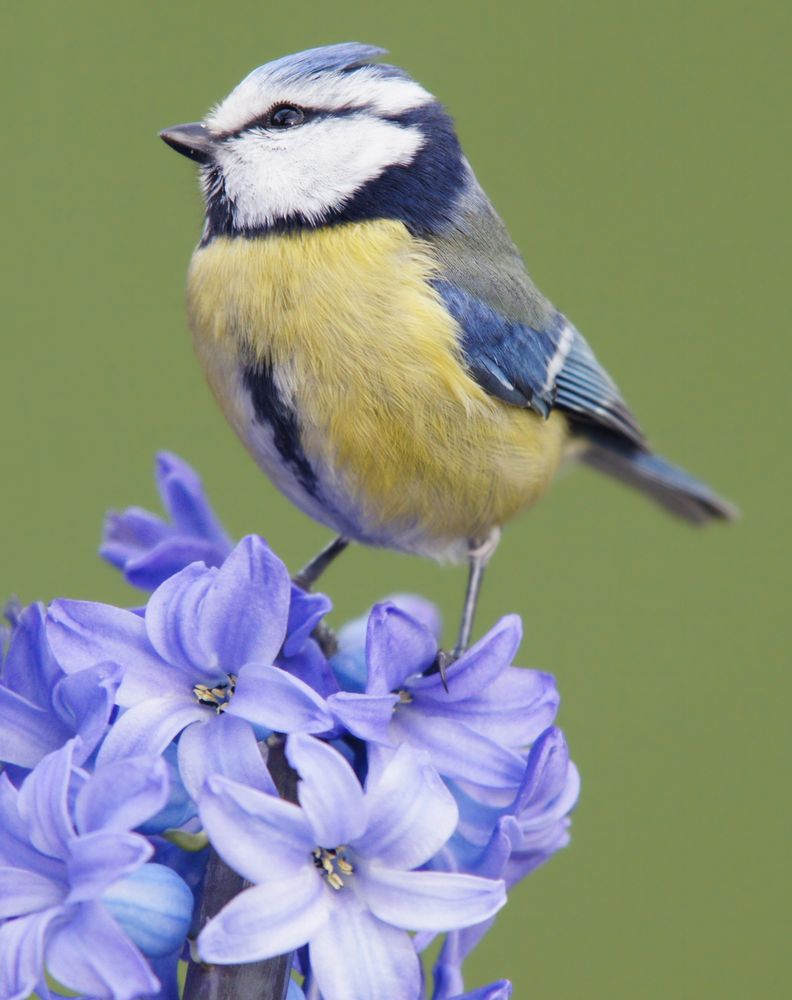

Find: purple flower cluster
[0,453,579,999]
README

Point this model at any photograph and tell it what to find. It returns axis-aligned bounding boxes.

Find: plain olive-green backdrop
[2,1,788,997]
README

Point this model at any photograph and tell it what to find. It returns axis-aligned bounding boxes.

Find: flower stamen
[313,846,353,890]
[193,674,237,713]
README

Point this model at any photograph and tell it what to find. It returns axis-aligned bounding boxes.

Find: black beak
[159,122,216,164]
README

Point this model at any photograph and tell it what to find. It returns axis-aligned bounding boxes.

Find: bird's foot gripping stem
[427,528,502,692]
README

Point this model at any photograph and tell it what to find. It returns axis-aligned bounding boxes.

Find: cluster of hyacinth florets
[0,452,579,1000]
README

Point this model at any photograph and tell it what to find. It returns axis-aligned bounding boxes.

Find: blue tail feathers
[580,433,738,524]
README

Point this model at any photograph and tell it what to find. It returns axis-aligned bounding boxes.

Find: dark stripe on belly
[241,360,319,497]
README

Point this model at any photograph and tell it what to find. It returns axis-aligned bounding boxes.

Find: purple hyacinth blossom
[98,450,336,694]
[329,603,560,790]
[0,741,192,1000]
[0,603,121,774]
[197,735,506,1000]
[430,728,580,997]
[47,536,334,799]
[101,452,233,591]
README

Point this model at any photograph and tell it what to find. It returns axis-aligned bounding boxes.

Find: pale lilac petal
[0,776,64,878]
[96,697,205,766]
[157,451,231,545]
[144,564,216,677]
[362,866,506,931]
[515,727,573,817]
[125,538,228,592]
[198,536,291,667]
[53,662,124,763]
[229,663,334,733]
[0,687,71,769]
[115,755,171,825]
[46,600,168,701]
[177,713,276,801]
[0,867,63,917]
[453,981,512,1000]
[357,744,457,869]
[197,870,329,963]
[17,742,76,859]
[66,831,152,902]
[199,775,313,883]
[366,604,437,694]
[393,712,526,789]
[409,616,521,701]
[415,669,559,747]
[284,586,332,657]
[46,900,159,1000]
[4,603,60,705]
[102,863,194,958]
[286,734,367,846]
[0,909,57,1000]
[327,691,398,743]
[309,895,421,1000]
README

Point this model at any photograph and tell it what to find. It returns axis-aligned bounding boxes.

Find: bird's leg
[293,536,349,591]
[292,536,349,658]
[434,528,502,687]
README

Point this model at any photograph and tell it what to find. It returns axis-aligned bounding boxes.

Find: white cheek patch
[216,116,425,229]
[208,66,432,136]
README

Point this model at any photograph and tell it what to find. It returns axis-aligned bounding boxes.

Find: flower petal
[17,742,76,859]
[0,909,57,1000]
[366,604,437,695]
[53,662,124,763]
[74,755,169,834]
[357,743,457,870]
[393,712,526,789]
[144,564,217,677]
[286,734,367,846]
[362,866,506,931]
[409,615,521,701]
[284,586,332,657]
[228,663,334,733]
[309,894,421,1000]
[415,669,560,748]
[0,867,64,917]
[177,713,276,802]
[46,601,170,707]
[3,603,61,706]
[198,536,291,667]
[46,900,160,1000]
[157,451,231,546]
[199,775,313,883]
[66,831,152,903]
[327,691,398,744]
[0,686,72,769]
[197,870,328,963]
[96,697,204,767]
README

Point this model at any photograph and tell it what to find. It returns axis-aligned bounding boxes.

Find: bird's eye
[269,106,305,128]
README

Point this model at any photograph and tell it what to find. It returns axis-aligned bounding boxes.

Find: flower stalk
[183,738,297,1000]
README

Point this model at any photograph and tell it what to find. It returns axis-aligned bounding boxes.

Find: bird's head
[160,43,467,240]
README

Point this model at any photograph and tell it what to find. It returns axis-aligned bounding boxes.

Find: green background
[2,1,788,997]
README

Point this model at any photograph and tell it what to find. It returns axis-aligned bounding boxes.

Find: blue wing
[433,277,646,448]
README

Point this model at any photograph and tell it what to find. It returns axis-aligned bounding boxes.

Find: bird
[160,42,736,664]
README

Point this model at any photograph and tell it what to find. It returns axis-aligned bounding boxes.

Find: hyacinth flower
[0,602,121,776]
[0,741,193,1000]
[46,536,335,799]
[101,451,234,591]
[196,735,506,999]
[426,727,580,997]
[328,603,560,791]
[99,450,335,691]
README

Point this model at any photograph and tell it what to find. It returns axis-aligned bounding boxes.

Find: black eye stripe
[219,104,375,140]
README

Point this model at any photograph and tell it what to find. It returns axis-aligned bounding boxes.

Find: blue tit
[160,43,736,660]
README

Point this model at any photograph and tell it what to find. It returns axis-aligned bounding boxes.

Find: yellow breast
[187,220,566,556]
